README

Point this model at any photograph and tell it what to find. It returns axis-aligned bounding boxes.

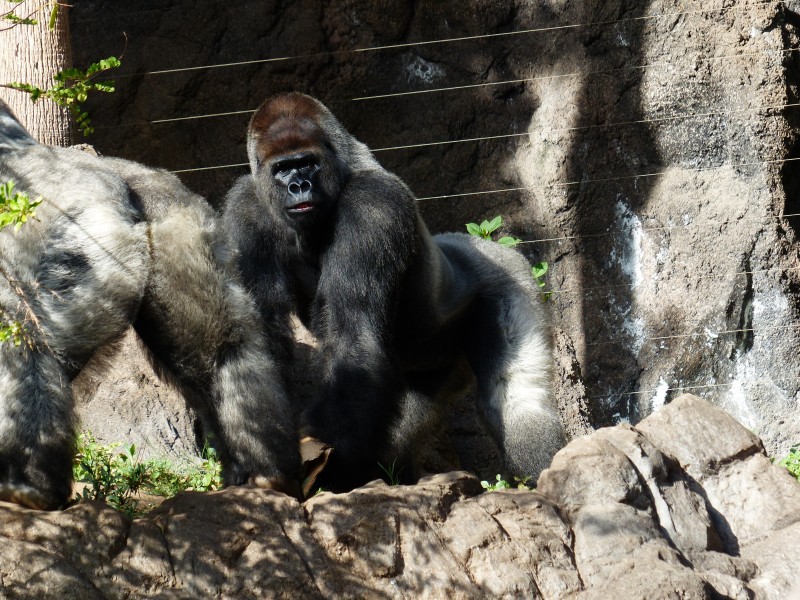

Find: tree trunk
[0,0,73,145]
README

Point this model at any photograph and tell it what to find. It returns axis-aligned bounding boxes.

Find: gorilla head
[246,94,356,236]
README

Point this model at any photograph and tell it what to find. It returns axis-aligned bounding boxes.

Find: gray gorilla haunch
[222,92,566,491]
[0,102,299,509]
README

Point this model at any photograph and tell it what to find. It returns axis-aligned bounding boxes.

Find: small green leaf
[48,2,58,30]
[466,222,482,237]
[486,215,503,233]
[497,236,521,247]
[531,261,549,279]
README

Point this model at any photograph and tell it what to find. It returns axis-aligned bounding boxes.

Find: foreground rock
[2,394,798,599]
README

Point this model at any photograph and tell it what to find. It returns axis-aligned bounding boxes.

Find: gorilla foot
[0,482,64,510]
[299,436,333,498]
[246,474,302,500]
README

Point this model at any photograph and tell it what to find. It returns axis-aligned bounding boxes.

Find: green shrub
[73,432,222,517]
[480,474,533,492]
[465,215,521,247]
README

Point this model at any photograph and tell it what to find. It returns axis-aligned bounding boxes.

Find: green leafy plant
[142,441,223,497]
[377,458,405,486]
[531,261,553,301]
[480,474,533,492]
[777,447,800,481]
[465,215,554,301]
[0,180,42,232]
[1,0,43,27]
[73,432,223,517]
[466,215,521,247]
[5,57,121,136]
[73,434,144,516]
[0,181,41,345]
[0,316,24,346]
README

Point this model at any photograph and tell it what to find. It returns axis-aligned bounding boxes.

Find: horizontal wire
[517,206,800,247]
[169,98,800,173]
[118,0,790,78]
[143,44,798,127]
[587,376,790,402]
[546,264,800,297]
[417,156,800,203]
[150,108,255,125]
[372,99,800,153]
[352,45,797,103]
[172,161,247,174]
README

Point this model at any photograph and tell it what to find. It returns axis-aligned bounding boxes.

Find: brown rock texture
[2,395,798,599]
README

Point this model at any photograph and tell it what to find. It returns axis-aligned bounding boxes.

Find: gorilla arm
[222,175,299,368]
[104,160,302,494]
[302,171,419,488]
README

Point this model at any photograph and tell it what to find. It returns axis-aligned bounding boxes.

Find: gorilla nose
[288,180,312,196]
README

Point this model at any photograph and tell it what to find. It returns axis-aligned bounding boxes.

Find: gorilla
[0,101,299,509]
[222,92,565,491]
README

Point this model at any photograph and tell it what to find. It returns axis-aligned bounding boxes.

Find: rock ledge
[2,394,799,599]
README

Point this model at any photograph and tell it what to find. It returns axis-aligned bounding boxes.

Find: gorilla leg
[0,346,74,509]
[448,235,565,481]
[0,190,149,509]
[466,293,564,480]
[131,191,300,493]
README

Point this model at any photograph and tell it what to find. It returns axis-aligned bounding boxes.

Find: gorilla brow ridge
[256,117,326,162]
[250,94,329,162]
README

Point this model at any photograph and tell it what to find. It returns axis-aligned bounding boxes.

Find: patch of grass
[377,458,405,486]
[73,432,222,517]
[776,447,800,481]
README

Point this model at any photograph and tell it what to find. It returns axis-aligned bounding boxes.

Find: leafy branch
[4,57,121,135]
[0,180,42,232]
[0,181,42,346]
[1,0,60,31]
[2,0,38,29]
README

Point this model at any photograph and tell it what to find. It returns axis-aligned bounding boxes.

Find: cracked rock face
[2,395,799,599]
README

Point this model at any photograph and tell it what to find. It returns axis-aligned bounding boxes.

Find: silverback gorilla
[222,92,565,491]
[0,102,299,509]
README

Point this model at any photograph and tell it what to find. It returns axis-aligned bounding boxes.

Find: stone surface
[2,395,799,599]
[73,329,201,461]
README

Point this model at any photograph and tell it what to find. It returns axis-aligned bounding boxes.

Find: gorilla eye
[271,157,319,178]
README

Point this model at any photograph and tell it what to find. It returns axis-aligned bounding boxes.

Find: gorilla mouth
[287,202,314,213]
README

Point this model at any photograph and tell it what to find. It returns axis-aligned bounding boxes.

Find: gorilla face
[248,96,347,237]
[272,151,321,215]
[261,147,344,237]
[269,150,332,232]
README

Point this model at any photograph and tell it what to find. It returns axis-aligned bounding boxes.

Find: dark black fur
[223,93,565,491]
